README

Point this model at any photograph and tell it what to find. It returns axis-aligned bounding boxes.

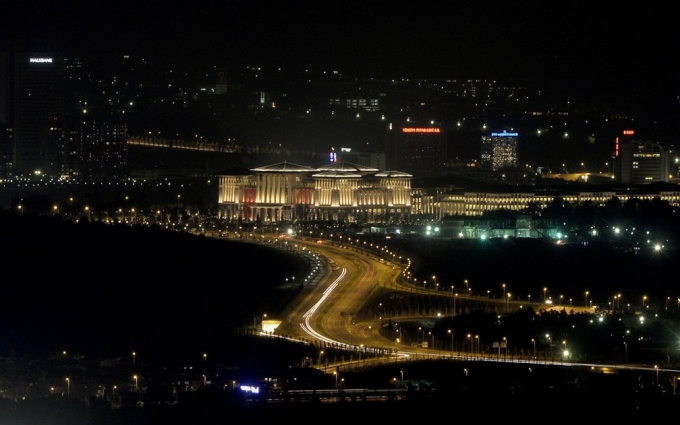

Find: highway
[269,237,680,380]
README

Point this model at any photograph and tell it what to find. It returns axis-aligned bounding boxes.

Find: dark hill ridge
[0,214,307,359]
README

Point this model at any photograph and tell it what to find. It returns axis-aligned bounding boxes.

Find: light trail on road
[299,268,351,347]
[298,267,405,357]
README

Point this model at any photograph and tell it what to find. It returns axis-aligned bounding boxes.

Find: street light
[544,287,547,303]
[502,283,506,303]
[400,370,404,389]
[432,275,436,289]
[333,371,338,390]
[531,338,536,359]
[66,377,70,396]
[203,353,207,362]
[655,365,659,385]
[448,329,454,355]
[133,375,138,391]
[132,351,136,365]
[450,286,455,314]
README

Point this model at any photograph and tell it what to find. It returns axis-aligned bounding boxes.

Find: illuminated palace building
[216,162,413,223]
[216,160,680,231]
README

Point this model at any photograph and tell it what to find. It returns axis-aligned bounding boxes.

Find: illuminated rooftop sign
[491,131,518,137]
[402,127,441,133]
[29,58,53,63]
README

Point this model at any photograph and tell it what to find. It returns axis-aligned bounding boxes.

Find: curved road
[273,238,680,378]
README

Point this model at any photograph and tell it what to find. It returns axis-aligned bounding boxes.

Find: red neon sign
[402,127,441,133]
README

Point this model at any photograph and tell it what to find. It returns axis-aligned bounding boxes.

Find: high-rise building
[0,49,10,178]
[386,124,445,178]
[9,40,65,179]
[71,120,128,182]
[480,130,518,171]
[614,130,669,183]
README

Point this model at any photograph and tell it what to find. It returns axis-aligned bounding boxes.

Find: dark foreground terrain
[2,214,680,423]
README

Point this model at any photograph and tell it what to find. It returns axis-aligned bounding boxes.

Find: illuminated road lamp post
[132,351,136,365]
[585,291,589,307]
[544,287,547,303]
[655,365,659,385]
[400,370,404,388]
[448,329,454,355]
[133,375,138,391]
[66,377,70,396]
[532,338,536,359]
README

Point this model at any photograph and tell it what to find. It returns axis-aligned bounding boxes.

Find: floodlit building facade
[217,161,413,223]
[217,162,680,235]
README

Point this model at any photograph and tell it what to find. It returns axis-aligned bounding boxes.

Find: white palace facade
[216,162,413,223]
[217,161,680,226]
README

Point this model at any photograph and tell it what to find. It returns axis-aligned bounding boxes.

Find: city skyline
[3,2,678,110]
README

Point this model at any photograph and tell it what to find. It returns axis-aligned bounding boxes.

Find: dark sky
[3,1,679,106]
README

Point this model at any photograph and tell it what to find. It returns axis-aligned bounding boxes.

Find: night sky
[3,2,678,103]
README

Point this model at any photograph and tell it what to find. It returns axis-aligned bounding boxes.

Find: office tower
[75,121,129,182]
[10,40,65,179]
[614,131,669,183]
[480,130,518,171]
[0,50,10,178]
[386,124,445,178]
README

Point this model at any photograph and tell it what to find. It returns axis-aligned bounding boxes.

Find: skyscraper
[9,40,64,179]
[386,124,445,178]
[480,130,518,171]
[70,120,129,182]
[614,131,669,184]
